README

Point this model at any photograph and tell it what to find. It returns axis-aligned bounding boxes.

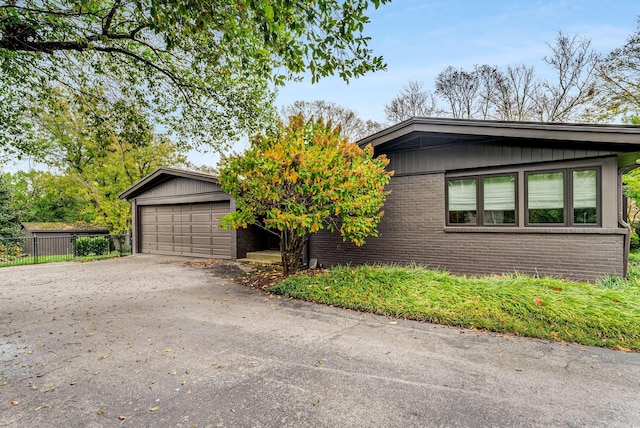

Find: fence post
[71,235,77,259]
[33,236,38,264]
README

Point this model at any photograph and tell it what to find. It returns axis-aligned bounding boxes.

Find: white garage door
[139,202,232,258]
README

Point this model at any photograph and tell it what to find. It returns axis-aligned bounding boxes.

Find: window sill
[444,226,628,235]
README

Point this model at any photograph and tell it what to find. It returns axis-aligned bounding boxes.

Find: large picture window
[525,168,599,226]
[447,167,599,227]
[447,174,516,226]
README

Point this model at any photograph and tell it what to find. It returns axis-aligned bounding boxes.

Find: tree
[282,100,385,141]
[591,20,640,122]
[533,32,600,122]
[435,66,481,118]
[387,32,598,123]
[493,64,538,121]
[26,88,186,232]
[384,80,443,122]
[0,173,21,238]
[7,170,91,223]
[0,0,390,154]
[218,114,393,275]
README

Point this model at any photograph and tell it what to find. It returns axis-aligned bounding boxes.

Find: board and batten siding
[383,139,618,176]
[132,177,223,200]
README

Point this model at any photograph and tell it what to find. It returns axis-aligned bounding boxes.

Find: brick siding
[309,174,625,281]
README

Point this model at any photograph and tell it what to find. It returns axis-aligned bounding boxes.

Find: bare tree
[435,67,481,118]
[383,80,443,122]
[588,21,640,122]
[281,100,385,141]
[474,65,505,119]
[494,64,539,121]
[532,32,600,122]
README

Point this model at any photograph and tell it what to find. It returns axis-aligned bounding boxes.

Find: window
[448,178,476,224]
[527,171,564,224]
[525,168,599,226]
[447,174,516,225]
[447,167,599,227]
[483,175,516,225]
[573,169,597,224]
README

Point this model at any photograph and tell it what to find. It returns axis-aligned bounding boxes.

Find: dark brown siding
[384,140,617,176]
[309,173,626,281]
[136,177,222,198]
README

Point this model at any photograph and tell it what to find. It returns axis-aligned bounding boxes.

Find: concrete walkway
[1,255,639,427]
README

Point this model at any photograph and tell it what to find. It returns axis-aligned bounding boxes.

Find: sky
[6,0,640,171]
[187,0,640,168]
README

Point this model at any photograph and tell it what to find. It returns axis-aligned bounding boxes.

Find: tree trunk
[280,229,306,276]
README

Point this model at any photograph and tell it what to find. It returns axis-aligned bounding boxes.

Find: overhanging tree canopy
[0,0,390,153]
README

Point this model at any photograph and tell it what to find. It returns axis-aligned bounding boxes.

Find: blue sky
[7,0,640,171]
[179,0,638,167]
[276,0,638,124]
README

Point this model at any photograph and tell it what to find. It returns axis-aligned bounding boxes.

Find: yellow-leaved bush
[218,114,393,275]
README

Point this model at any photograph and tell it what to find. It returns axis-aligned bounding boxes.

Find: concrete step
[237,250,282,265]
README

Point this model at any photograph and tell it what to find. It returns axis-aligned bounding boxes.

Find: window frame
[524,166,601,227]
[446,176,479,225]
[446,165,601,228]
[569,167,601,227]
[446,173,519,227]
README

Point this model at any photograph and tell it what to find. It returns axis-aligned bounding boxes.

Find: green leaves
[0,0,389,153]
[219,113,393,274]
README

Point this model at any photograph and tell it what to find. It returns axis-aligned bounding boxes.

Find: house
[309,117,640,281]
[121,118,640,281]
[118,167,272,259]
[21,222,110,256]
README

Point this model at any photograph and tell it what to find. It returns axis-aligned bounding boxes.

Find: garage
[139,202,232,258]
[120,167,269,260]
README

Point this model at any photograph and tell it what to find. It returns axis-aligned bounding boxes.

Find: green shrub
[631,232,640,250]
[74,236,110,257]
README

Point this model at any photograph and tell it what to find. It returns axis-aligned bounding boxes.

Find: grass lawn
[269,252,640,351]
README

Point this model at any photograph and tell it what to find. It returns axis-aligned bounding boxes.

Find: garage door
[139,202,232,258]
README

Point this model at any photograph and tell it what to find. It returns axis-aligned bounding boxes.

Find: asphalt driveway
[1,255,639,427]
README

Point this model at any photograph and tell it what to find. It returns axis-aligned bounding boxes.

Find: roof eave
[119,167,218,200]
[357,117,640,148]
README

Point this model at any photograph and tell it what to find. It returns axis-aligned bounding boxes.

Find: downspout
[618,165,638,278]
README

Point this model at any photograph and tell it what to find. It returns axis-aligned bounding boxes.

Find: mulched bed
[184,258,328,289]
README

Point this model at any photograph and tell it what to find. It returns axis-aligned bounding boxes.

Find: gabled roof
[21,222,109,233]
[358,117,640,149]
[119,167,218,200]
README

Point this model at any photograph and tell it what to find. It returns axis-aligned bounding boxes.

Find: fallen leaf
[11,401,19,406]
[149,406,159,412]
[97,410,104,415]
[533,298,543,306]
[119,415,126,420]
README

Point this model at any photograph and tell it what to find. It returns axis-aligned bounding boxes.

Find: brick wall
[309,174,626,281]
[236,225,271,259]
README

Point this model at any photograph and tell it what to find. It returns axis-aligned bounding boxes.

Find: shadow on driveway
[1,255,639,427]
